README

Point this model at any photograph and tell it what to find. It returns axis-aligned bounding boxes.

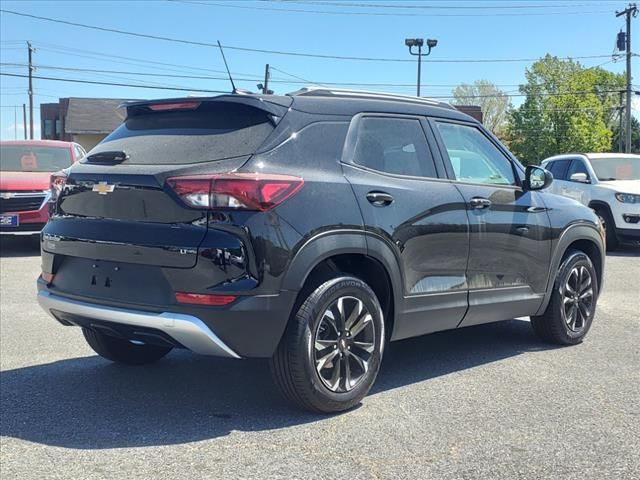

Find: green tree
[507,55,622,165]
[451,80,511,136]
[612,116,640,153]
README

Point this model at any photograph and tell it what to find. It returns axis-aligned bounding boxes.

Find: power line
[0,62,623,92]
[0,63,265,83]
[0,9,617,64]
[274,1,614,10]
[269,66,327,86]
[0,72,624,99]
[34,42,262,77]
[175,0,614,16]
[0,72,228,94]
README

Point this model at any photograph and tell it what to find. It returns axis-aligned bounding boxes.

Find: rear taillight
[166,173,304,211]
[175,292,237,306]
[42,272,55,284]
[50,171,67,201]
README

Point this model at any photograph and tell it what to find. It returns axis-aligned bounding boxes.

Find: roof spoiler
[120,95,292,119]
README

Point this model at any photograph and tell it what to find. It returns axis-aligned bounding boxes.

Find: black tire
[82,328,172,365]
[530,249,598,345]
[594,207,619,251]
[270,276,385,413]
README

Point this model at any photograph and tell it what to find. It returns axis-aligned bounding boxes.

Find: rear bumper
[37,282,297,358]
[38,290,241,358]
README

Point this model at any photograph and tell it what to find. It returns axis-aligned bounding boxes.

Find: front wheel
[531,249,598,345]
[595,208,619,251]
[270,276,385,413]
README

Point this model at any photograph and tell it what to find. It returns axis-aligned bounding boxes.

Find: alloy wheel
[562,265,594,333]
[313,296,376,393]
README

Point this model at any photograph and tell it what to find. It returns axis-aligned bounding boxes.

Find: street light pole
[416,44,422,97]
[405,38,438,97]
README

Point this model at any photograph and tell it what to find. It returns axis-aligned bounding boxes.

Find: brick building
[40,97,135,151]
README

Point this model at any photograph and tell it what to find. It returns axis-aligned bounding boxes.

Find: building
[40,97,136,150]
[455,105,483,123]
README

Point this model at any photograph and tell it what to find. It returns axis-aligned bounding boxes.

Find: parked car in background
[0,140,85,236]
[541,153,640,249]
[37,90,605,412]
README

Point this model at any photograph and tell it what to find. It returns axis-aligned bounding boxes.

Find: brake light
[175,292,237,306]
[167,173,304,211]
[50,171,67,201]
[148,101,201,112]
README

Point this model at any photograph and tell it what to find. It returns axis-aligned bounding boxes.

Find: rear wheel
[270,276,385,413]
[530,249,598,345]
[82,328,172,365]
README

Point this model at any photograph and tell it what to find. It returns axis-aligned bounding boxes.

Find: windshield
[590,156,640,181]
[0,145,72,172]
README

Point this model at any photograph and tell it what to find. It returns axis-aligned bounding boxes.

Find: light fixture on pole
[405,38,437,97]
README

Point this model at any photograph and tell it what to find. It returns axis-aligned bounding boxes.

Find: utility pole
[619,91,625,152]
[616,3,638,153]
[22,104,27,140]
[14,105,17,140]
[263,64,270,95]
[27,41,35,140]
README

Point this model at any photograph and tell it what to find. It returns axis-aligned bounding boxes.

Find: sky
[0,0,638,140]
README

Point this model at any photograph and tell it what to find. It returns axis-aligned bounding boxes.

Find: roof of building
[64,97,136,134]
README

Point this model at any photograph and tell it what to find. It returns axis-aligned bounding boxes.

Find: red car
[0,140,85,236]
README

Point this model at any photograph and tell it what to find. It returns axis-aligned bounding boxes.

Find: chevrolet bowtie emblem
[92,182,115,195]
[0,192,13,199]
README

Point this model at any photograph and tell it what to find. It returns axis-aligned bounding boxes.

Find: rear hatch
[44,96,290,269]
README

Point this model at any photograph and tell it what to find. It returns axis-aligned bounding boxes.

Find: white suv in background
[541,153,640,250]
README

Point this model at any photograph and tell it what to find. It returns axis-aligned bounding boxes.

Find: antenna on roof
[217,40,237,93]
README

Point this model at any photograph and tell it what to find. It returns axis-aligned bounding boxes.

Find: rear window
[93,103,274,165]
[0,145,72,172]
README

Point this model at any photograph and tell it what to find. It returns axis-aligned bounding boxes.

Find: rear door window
[93,102,275,165]
[351,116,438,178]
[547,159,571,180]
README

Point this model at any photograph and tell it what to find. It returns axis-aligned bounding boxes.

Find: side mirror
[569,172,590,183]
[525,165,553,191]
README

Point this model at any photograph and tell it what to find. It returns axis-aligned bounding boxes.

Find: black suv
[38,89,605,412]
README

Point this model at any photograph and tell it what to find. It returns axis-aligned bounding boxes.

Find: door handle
[366,191,394,207]
[469,197,492,209]
[516,226,530,235]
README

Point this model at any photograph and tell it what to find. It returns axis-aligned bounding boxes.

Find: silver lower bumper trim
[37,291,241,358]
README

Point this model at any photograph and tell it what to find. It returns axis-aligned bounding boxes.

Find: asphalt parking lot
[1,238,638,480]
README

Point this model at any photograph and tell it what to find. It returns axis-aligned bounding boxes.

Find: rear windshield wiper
[84,150,129,165]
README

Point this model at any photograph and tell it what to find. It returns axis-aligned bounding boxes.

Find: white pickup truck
[541,153,640,250]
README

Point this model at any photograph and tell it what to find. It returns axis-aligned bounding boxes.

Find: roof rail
[287,87,455,110]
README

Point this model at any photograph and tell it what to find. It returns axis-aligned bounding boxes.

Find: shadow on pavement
[0,318,558,450]
[0,236,40,257]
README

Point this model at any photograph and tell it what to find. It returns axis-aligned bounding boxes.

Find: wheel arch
[535,223,605,316]
[282,231,403,340]
[588,200,614,218]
